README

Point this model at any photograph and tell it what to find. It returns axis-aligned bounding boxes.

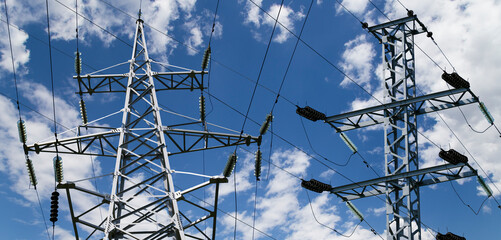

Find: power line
[2,0,51,238]
[305,190,363,238]
[335,0,501,207]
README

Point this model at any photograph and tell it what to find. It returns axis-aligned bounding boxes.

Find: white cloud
[217,148,384,239]
[339,34,376,90]
[340,0,501,198]
[243,2,305,43]
[0,24,30,73]
[336,0,369,15]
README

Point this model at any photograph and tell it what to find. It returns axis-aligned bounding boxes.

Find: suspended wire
[3,0,51,239]
[300,116,355,167]
[182,191,278,240]
[367,0,391,21]
[45,1,60,238]
[3,0,20,117]
[336,0,501,208]
[238,0,284,136]
[36,189,52,240]
[22,1,494,237]
[334,0,364,24]
[251,181,258,240]
[449,179,489,215]
[0,17,98,72]
[234,2,284,237]
[233,164,238,240]
[247,0,383,106]
[269,0,313,113]
[208,0,220,45]
[305,190,362,238]
[53,0,133,48]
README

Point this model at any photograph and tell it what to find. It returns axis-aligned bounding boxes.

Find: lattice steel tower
[25,17,259,239]
[318,15,480,240]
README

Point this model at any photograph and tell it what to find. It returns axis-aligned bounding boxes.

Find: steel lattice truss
[25,18,258,240]
[319,16,479,240]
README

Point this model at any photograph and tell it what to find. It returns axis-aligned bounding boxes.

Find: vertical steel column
[103,19,185,239]
[376,18,421,240]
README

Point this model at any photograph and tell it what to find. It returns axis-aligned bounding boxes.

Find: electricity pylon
[25,17,259,239]
[321,15,479,240]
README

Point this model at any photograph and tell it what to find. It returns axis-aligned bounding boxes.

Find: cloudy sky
[0,0,500,239]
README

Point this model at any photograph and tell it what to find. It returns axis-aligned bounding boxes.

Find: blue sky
[0,0,500,239]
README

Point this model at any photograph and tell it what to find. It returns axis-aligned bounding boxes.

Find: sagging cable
[477,175,493,197]
[339,132,357,153]
[479,102,494,125]
[346,201,364,221]
[259,113,273,136]
[255,149,262,181]
[53,156,64,183]
[223,152,237,177]
[17,119,27,144]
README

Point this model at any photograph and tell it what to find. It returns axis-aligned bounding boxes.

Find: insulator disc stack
[80,99,88,125]
[438,149,468,165]
[26,157,37,188]
[255,149,262,181]
[259,113,273,136]
[296,106,326,122]
[75,51,82,75]
[223,153,237,178]
[53,156,64,183]
[17,120,27,144]
[441,71,470,89]
[301,179,332,193]
[201,46,211,70]
[50,191,59,223]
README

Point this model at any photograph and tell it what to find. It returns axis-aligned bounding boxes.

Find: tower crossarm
[330,163,477,201]
[324,88,478,132]
[75,70,207,95]
[24,128,260,157]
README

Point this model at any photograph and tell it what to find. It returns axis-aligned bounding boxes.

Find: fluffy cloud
[339,34,376,90]
[217,149,383,239]
[243,1,305,43]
